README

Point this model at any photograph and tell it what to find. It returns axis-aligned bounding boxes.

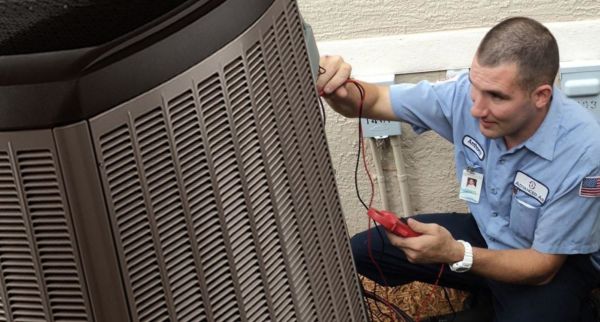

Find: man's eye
[490,93,504,101]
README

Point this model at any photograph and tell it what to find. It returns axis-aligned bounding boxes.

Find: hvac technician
[318,17,600,321]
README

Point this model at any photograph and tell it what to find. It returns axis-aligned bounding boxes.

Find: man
[318,17,600,321]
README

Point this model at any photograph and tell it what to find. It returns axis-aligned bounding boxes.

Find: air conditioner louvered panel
[261,25,322,322]
[16,149,89,322]
[225,82,273,320]
[270,61,340,322]
[283,5,361,320]
[254,93,316,321]
[264,63,310,320]
[166,89,223,322]
[85,1,366,321]
[231,47,300,322]
[0,151,47,322]
[286,1,318,125]
[133,107,205,322]
[99,125,171,322]
[286,2,365,320]
[0,291,6,322]
[271,11,343,321]
[285,1,342,226]
[201,67,271,322]
[310,80,360,322]
[0,1,369,321]
[194,75,243,322]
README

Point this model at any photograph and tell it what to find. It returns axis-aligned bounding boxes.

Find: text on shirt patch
[462,135,485,160]
[513,171,548,205]
[580,177,600,197]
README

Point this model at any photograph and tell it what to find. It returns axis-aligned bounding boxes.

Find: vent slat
[167,80,244,321]
[14,150,90,321]
[134,106,205,322]
[99,126,172,321]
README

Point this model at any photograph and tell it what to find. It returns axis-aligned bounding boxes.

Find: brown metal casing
[0,0,367,321]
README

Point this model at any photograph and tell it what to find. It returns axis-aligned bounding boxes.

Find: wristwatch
[449,240,473,273]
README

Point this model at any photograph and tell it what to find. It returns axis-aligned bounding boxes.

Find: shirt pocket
[508,194,541,242]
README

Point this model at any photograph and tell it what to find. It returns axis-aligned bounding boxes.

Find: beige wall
[299,0,600,41]
[326,71,468,236]
[297,0,600,236]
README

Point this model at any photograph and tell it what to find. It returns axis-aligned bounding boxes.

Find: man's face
[469,58,539,149]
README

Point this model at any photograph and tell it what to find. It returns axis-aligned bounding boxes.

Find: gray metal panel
[53,122,131,322]
[88,0,367,321]
[0,0,366,321]
[0,130,92,322]
[95,119,181,322]
[278,2,366,320]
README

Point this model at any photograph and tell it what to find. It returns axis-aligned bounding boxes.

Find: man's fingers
[316,55,337,91]
[384,233,422,263]
[333,86,348,98]
[324,63,351,95]
[385,230,410,248]
[316,56,330,91]
[407,218,436,235]
[317,55,351,96]
[384,230,401,245]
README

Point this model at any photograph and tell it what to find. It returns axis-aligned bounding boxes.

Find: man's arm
[387,219,567,285]
[470,247,566,285]
[317,55,397,120]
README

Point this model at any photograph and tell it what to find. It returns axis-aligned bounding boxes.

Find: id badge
[459,168,483,203]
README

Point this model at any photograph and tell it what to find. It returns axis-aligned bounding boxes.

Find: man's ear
[531,84,553,109]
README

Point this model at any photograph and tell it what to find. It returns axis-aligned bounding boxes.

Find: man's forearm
[323,81,396,120]
[470,247,566,285]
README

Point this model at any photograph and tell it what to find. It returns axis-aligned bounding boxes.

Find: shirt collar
[521,86,563,161]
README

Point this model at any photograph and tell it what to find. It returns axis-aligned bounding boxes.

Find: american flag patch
[580,177,600,197]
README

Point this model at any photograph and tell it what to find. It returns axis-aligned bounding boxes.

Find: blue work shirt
[389,73,600,269]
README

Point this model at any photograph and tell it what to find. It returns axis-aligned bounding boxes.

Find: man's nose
[470,97,487,118]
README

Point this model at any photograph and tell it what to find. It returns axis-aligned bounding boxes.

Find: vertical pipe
[367,138,389,210]
[390,135,413,217]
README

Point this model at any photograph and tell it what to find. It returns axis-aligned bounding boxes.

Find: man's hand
[317,55,352,98]
[385,218,567,285]
[316,55,361,118]
[385,218,464,264]
[315,55,396,120]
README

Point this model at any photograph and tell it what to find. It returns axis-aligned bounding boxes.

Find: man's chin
[479,125,501,139]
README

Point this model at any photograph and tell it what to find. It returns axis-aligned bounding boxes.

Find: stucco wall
[298,0,600,41]
[326,71,468,236]
[297,0,600,236]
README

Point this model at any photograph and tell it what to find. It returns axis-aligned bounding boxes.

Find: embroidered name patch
[580,176,600,197]
[462,135,485,160]
[513,171,548,205]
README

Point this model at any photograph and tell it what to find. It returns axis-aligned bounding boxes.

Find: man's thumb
[406,218,429,234]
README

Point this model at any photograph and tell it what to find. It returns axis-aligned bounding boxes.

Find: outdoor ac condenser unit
[0,0,368,321]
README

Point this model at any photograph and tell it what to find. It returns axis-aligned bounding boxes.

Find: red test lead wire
[345,78,400,321]
[320,73,447,322]
[342,77,447,322]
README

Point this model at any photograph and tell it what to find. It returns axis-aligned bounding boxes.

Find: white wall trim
[317,19,600,77]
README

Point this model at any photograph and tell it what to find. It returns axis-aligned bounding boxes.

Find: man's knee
[350,230,369,266]
[488,278,592,322]
[495,295,581,322]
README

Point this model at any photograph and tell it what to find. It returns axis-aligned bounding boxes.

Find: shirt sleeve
[533,165,600,255]
[389,73,470,143]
